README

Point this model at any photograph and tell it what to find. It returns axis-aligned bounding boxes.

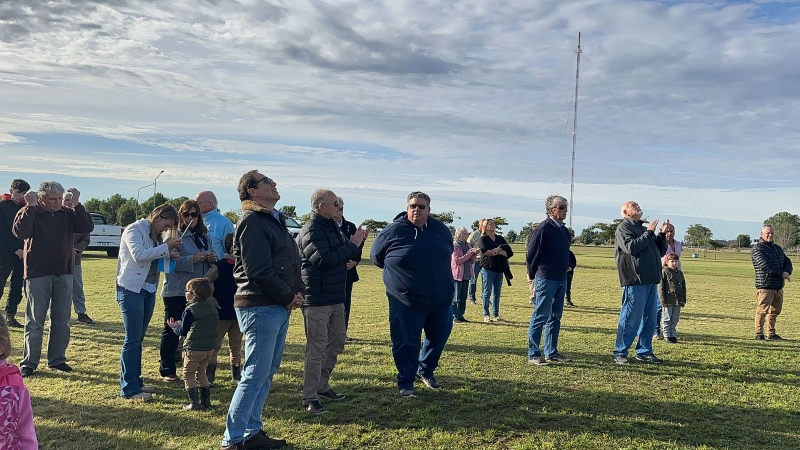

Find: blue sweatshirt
[526,217,571,281]
[370,212,454,310]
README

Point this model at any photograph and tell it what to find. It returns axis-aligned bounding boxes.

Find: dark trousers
[388,299,453,390]
[344,281,354,329]
[452,280,469,320]
[566,271,574,301]
[160,295,187,377]
[0,250,24,315]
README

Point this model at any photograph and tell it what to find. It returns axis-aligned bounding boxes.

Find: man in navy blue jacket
[370,191,454,398]
[526,195,573,366]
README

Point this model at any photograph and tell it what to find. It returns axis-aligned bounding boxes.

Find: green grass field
[4,245,800,450]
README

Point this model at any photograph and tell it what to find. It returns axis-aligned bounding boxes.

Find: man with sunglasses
[0,178,30,328]
[526,196,573,366]
[13,181,93,377]
[332,196,363,341]
[370,192,455,398]
[221,171,304,450]
[612,201,669,365]
[297,190,366,415]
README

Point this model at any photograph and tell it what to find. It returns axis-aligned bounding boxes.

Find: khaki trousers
[183,349,214,389]
[755,289,783,336]
[302,304,346,403]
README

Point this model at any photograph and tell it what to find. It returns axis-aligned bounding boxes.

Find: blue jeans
[223,305,290,447]
[452,280,469,320]
[527,277,567,359]
[481,269,503,318]
[117,286,156,397]
[468,261,482,300]
[614,284,659,357]
[388,299,453,390]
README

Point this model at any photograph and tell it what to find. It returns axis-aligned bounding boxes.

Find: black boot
[200,386,211,409]
[206,364,217,386]
[231,364,241,384]
[183,387,202,410]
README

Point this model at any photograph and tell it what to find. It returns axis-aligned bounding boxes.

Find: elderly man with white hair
[12,181,94,377]
[195,190,235,260]
[612,201,668,365]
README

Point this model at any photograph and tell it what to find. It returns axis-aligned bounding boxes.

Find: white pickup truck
[88,212,123,257]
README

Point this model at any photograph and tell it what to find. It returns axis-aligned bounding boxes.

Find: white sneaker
[126,392,153,400]
[483,316,491,323]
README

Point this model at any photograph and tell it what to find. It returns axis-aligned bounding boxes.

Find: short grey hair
[337,196,344,207]
[407,191,431,205]
[454,226,469,240]
[38,181,65,197]
[311,189,334,212]
[545,195,567,214]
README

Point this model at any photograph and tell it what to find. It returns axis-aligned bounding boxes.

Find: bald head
[621,201,643,220]
[195,191,218,214]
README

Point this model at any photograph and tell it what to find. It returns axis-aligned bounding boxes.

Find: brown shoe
[242,430,286,449]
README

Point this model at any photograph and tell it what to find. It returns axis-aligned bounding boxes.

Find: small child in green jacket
[660,253,686,344]
[168,277,219,410]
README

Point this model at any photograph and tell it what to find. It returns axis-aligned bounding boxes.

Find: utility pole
[569,32,582,229]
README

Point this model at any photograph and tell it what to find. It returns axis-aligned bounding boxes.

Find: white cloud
[0,0,798,238]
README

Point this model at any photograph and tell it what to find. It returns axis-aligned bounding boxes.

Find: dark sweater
[526,217,571,281]
[0,198,24,253]
[212,257,237,321]
[752,239,792,290]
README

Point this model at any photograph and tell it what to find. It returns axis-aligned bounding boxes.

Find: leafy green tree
[116,199,140,226]
[140,193,170,218]
[299,212,311,224]
[362,219,388,233]
[685,224,713,248]
[735,234,752,248]
[505,229,518,243]
[279,205,297,218]
[764,212,800,249]
[519,222,536,243]
[224,210,241,224]
[430,211,455,225]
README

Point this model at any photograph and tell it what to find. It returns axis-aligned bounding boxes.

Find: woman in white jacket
[116,204,181,400]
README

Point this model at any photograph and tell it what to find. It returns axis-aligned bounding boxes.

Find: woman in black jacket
[480,219,513,322]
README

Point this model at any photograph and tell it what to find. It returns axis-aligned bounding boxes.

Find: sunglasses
[182,212,199,218]
[333,200,341,208]
[250,176,273,188]
[408,203,427,210]
[556,205,567,211]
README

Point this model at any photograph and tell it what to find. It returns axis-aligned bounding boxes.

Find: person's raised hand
[647,219,660,232]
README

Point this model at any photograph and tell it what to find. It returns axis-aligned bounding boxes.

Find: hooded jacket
[370,212,454,309]
[233,200,305,308]
[614,218,667,287]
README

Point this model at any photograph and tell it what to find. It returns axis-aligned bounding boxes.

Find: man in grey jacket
[612,201,668,365]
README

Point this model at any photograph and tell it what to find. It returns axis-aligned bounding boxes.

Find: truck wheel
[107,248,119,258]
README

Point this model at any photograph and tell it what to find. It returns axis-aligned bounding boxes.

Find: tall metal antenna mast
[569,32,582,229]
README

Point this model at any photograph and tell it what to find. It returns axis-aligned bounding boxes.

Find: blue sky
[2,0,800,240]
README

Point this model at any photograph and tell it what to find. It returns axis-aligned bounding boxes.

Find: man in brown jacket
[12,181,93,377]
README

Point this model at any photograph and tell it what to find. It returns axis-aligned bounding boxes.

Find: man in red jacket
[12,181,93,378]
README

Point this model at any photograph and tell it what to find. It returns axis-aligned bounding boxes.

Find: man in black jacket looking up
[298,190,366,416]
[751,225,792,341]
[221,170,305,450]
[0,178,29,328]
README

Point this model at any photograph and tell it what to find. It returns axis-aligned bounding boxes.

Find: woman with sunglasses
[480,218,514,322]
[116,204,181,399]
[159,200,218,383]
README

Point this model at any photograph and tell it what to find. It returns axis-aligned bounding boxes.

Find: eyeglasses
[556,205,568,211]
[408,203,427,210]
[182,212,199,218]
[184,290,194,294]
[251,176,273,188]
[333,200,341,208]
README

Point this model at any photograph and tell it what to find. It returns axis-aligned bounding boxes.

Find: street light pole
[137,182,155,217]
[153,170,164,212]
